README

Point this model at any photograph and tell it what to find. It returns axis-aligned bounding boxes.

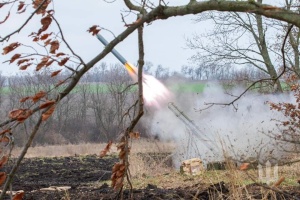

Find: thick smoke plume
[143,82,295,168]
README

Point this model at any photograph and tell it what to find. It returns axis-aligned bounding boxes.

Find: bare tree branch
[0,0,49,42]
[201,25,293,109]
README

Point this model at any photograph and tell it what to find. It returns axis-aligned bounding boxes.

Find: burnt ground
[1,155,300,200]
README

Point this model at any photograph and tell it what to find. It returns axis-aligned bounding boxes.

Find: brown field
[3,140,300,199]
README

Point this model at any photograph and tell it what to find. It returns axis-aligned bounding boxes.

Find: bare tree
[187,0,299,92]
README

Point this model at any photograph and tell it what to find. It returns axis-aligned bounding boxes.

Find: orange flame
[124,63,171,107]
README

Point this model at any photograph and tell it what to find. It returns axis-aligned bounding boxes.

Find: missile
[96,34,136,75]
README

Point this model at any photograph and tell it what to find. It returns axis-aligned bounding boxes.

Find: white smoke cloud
[144,82,295,168]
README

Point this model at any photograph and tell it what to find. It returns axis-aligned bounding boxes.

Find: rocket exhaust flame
[96,34,171,106]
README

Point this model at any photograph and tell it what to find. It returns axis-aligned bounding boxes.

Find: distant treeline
[0,62,274,146]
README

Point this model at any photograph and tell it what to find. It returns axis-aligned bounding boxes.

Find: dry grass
[10,138,175,158]
[10,139,300,199]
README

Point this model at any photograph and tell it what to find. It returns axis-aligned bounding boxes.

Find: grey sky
[0,0,211,75]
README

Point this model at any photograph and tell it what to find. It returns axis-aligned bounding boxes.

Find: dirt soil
[1,155,300,200]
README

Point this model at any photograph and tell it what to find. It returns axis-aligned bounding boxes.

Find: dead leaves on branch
[36,56,49,71]
[39,100,55,109]
[99,141,113,158]
[40,32,52,40]
[51,70,62,77]
[19,63,32,70]
[8,109,32,122]
[50,40,59,54]
[32,91,46,102]
[19,97,30,103]
[17,1,26,13]
[9,56,34,70]
[14,94,56,122]
[111,135,131,190]
[58,57,69,66]
[2,42,21,55]
[9,54,21,64]
[111,162,125,190]
[33,0,51,15]
[42,105,55,121]
[0,172,6,186]
[87,25,100,36]
[17,58,33,66]
[38,15,52,35]
[20,90,52,104]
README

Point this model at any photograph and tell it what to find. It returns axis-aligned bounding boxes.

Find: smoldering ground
[141,82,295,168]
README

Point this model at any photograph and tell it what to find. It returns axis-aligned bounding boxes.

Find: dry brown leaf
[17,58,31,66]
[56,52,65,57]
[87,25,100,36]
[40,33,52,40]
[119,164,125,172]
[116,141,125,150]
[119,150,126,160]
[112,163,122,172]
[36,56,49,71]
[58,57,69,66]
[2,42,20,55]
[42,105,55,121]
[20,96,31,103]
[0,172,6,186]
[19,63,32,70]
[51,70,62,77]
[17,1,25,11]
[9,109,24,119]
[114,177,123,190]
[10,54,21,64]
[16,109,32,122]
[0,12,10,24]
[33,0,51,15]
[38,15,52,35]
[13,191,25,200]
[50,40,59,54]
[33,36,39,42]
[39,100,55,109]
[45,59,54,67]
[41,15,51,27]
[32,91,46,103]
[99,141,113,158]
[44,38,51,46]
[0,156,8,168]
[17,7,26,14]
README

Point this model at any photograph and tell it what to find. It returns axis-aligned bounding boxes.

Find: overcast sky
[0,0,214,76]
[1,0,282,76]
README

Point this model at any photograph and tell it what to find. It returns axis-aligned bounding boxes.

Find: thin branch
[201,25,294,109]
[51,15,87,68]
[0,0,49,42]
